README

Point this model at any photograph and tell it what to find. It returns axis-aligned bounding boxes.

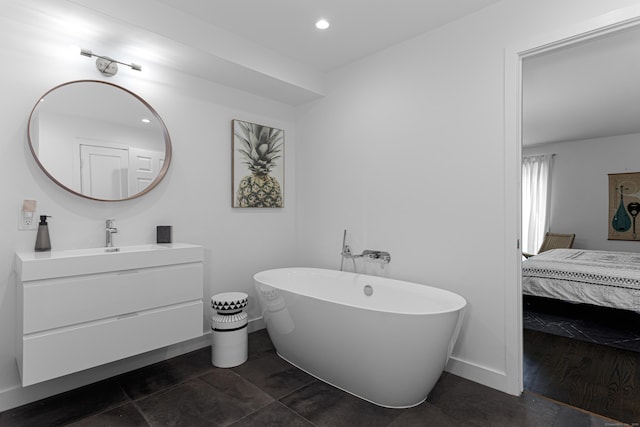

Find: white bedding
[522,248,640,311]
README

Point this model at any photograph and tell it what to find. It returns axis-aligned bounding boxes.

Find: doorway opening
[508,6,640,423]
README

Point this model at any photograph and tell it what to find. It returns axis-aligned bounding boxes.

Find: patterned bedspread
[522,248,640,311]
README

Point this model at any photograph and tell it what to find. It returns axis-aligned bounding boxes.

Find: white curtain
[522,154,554,254]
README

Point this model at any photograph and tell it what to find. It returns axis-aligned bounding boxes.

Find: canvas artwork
[232,119,284,208]
[608,172,640,241]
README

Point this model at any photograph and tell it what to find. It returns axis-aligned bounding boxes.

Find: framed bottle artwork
[609,172,640,241]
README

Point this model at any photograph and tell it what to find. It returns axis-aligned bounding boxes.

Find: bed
[522,248,640,312]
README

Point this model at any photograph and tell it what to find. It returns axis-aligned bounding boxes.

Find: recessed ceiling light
[315,19,330,30]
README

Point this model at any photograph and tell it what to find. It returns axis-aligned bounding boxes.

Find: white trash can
[210,292,248,368]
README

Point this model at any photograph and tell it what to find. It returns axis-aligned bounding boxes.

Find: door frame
[503,4,640,395]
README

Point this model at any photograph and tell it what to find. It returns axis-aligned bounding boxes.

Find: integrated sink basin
[15,243,203,281]
[58,244,170,256]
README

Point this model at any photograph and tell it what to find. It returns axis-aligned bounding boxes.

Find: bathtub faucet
[341,247,392,273]
[362,250,391,263]
[342,247,389,261]
[340,230,391,272]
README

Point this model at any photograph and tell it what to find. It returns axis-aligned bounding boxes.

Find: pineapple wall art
[232,120,284,208]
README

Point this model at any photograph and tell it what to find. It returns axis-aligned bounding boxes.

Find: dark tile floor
[0,330,621,427]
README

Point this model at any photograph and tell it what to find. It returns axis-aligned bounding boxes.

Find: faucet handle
[362,250,391,263]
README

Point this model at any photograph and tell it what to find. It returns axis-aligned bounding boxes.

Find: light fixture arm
[80,48,142,76]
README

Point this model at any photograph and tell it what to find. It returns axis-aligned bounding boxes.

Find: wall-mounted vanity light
[80,48,142,77]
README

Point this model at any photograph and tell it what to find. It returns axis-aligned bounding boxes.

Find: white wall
[295,0,640,394]
[0,19,297,409]
[3,0,640,412]
[524,133,640,252]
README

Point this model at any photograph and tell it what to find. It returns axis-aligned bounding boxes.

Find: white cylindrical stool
[211,292,248,368]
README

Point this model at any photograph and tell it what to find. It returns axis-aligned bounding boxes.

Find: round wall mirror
[28,80,172,201]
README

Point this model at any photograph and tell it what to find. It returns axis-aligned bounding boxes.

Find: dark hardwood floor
[523,328,640,425]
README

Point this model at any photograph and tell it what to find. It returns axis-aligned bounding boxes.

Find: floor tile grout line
[225,400,312,427]
[271,399,318,427]
[274,377,318,401]
[227,353,319,402]
[58,380,134,426]
[51,345,274,426]
[114,353,220,403]
[127,373,210,404]
[274,373,318,397]
[222,362,322,425]
[130,400,154,427]
[271,377,407,427]
[223,400,273,427]
[127,372,274,427]
[194,370,318,427]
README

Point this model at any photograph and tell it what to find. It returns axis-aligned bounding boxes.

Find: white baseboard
[0,318,265,412]
[445,355,514,395]
[247,316,265,333]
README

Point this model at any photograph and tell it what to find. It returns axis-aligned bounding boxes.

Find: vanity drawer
[22,263,203,334]
[19,300,203,386]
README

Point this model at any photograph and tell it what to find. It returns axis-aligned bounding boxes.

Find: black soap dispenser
[35,215,51,252]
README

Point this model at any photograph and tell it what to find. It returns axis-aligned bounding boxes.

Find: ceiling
[16,0,501,105]
[5,0,639,145]
[155,0,501,73]
[523,24,640,146]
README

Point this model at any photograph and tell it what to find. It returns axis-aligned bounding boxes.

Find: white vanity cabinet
[15,243,204,386]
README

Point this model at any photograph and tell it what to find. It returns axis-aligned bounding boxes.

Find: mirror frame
[27,80,172,202]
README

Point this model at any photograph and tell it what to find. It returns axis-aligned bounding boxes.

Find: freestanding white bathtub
[253,267,466,408]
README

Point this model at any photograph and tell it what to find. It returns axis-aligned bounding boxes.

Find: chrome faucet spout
[105,219,118,247]
[362,250,391,263]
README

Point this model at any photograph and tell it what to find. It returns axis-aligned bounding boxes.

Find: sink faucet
[106,219,118,247]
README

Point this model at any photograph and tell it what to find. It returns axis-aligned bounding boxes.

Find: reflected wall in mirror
[28,80,172,201]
